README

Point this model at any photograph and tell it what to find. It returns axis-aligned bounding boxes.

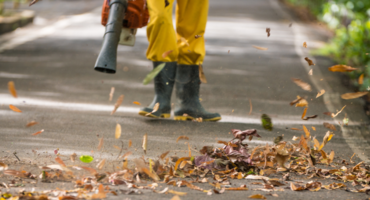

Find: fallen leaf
[115,124,121,139]
[160,151,170,160]
[133,101,141,105]
[249,194,266,199]
[358,74,364,85]
[290,182,305,191]
[290,128,302,131]
[252,45,268,51]
[303,42,307,48]
[9,105,22,113]
[266,28,270,37]
[8,81,17,98]
[328,150,335,163]
[199,64,207,83]
[143,63,166,85]
[305,57,315,66]
[142,133,147,154]
[292,78,311,91]
[32,129,44,136]
[97,137,104,151]
[134,159,159,181]
[308,69,313,75]
[55,157,66,167]
[176,136,189,143]
[96,159,106,170]
[111,95,124,115]
[174,157,190,171]
[0,162,8,171]
[224,187,249,191]
[79,155,94,163]
[341,92,368,100]
[109,87,115,101]
[26,121,38,127]
[323,122,336,131]
[162,50,173,58]
[153,187,169,194]
[328,65,357,72]
[331,105,346,117]
[316,89,325,98]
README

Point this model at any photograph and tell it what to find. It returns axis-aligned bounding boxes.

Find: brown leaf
[295,98,308,107]
[328,150,335,164]
[109,87,115,101]
[26,121,38,127]
[142,133,147,154]
[194,35,202,39]
[162,50,173,58]
[213,187,225,194]
[160,151,170,160]
[199,64,207,83]
[176,136,189,143]
[266,28,270,37]
[323,122,336,131]
[32,129,44,136]
[331,105,346,118]
[252,45,268,51]
[134,159,159,181]
[303,125,310,138]
[341,92,368,100]
[305,57,315,66]
[9,105,22,113]
[224,187,249,191]
[316,89,325,98]
[115,124,121,139]
[133,101,141,105]
[29,0,40,6]
[55,157,66,167]
[290,96,304,106]
[328,65,357,72]
[70,153,77,162]
[111,95,124,115]
[292,78,311,91]
[96,159,106,170]
[153,187,169,194]
[290,182,305,191]
[8,81,17,98]
[174,157,190,171]
[249,194,266,199]
[128,140,132,148]
[303,42,307,48]
[97,137,104,151]
[170,195,182,200]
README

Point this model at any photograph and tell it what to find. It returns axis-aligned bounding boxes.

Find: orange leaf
[174,157,190,171]
[249,194,266,199]
[162,50,173,58]
[301,107,308,119]
[303,42,307,48]
[79,166,97,175]
[32,129,44,136]
[128,140,132,148]
[8,81,17,98]
[159,151,170,160]
[176,136,189,143]
[341,92,368,100]
[302,125,310,138]
[328,65,357,72]
[115,124,121,139]
[305,57,315,66]
[142,133,147,154]
[26,121,38,127]
[358,74,364,85]
[133,101,141,105]
[55,157,66,167]
[9,105,22,113]
[111,95,124,115]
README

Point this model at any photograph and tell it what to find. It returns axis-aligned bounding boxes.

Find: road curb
[0,10,35,35]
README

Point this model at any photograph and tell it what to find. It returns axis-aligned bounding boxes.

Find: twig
[13,152,20,161]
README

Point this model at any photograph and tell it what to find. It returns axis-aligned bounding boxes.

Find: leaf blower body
[94,0,149,74]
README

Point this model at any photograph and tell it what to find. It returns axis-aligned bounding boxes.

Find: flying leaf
[143,63,166,85]
[133,101,141,105]
[261,114,273,131]
[328,65,357,72]
[359,74,364,85]
[331,105,346,118]
[328,151,335,163]
[292,136,299,141]
[199,64,207,83]
[162,50,173,58]
[179,37,189,47]
[266,28,270,37]
[176,136,189,143]
[29,0,40,6]
[341,92,368,100]
[26,121,38,127]
[145,102,160,116]
[32,129,44,136]
[128,140,132,148]
[303,42,307,48]
[249,99,253,115]
[9,105,22,113]
[292,78,311,91]
[109,87,115,101]
[96,159,106,170]
[301,107,308,119]
[295,98,308,107]
[319,131,334,150]
[55,157,66,167]
[115,124,121,139]
[249,194,266,199]
[97,137,104,151]
[8,81,17,98]
[134,159,159,181]
[70,153,77,162]
[79,155,94,163]
[194,35,202,39]
[303,125,310,138]
[308,69,313,75]
[290,96,304,106]
[142,133,147,154]
[290,182,305,191]
[252,45,268,51]
[316,89,325,98]
[111,95,124,115]
[160,151,170,160]
[79,166,97,175]
[323,122,336,131]
[305,57,315,66]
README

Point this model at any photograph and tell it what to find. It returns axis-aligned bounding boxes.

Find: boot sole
[138,111,170,119]
[174,116,221,122]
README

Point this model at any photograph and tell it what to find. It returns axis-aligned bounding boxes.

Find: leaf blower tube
[94,0,127,74]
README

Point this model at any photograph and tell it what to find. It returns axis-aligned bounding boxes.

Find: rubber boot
[138,62,177,118]
[174,65,221,122]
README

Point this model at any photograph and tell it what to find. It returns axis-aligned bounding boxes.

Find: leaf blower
[94,0,149,74]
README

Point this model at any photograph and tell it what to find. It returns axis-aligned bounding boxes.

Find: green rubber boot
[139,62,177,118]
[174,64,221,122]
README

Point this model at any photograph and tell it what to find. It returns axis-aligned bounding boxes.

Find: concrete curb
[0,10,35,35]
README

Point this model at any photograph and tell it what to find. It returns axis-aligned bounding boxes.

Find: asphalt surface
[1,0,370,199]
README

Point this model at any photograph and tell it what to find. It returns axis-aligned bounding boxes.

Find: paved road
[1,0,370,199]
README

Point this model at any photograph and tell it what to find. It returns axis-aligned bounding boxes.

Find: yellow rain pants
[146,0,209,65]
